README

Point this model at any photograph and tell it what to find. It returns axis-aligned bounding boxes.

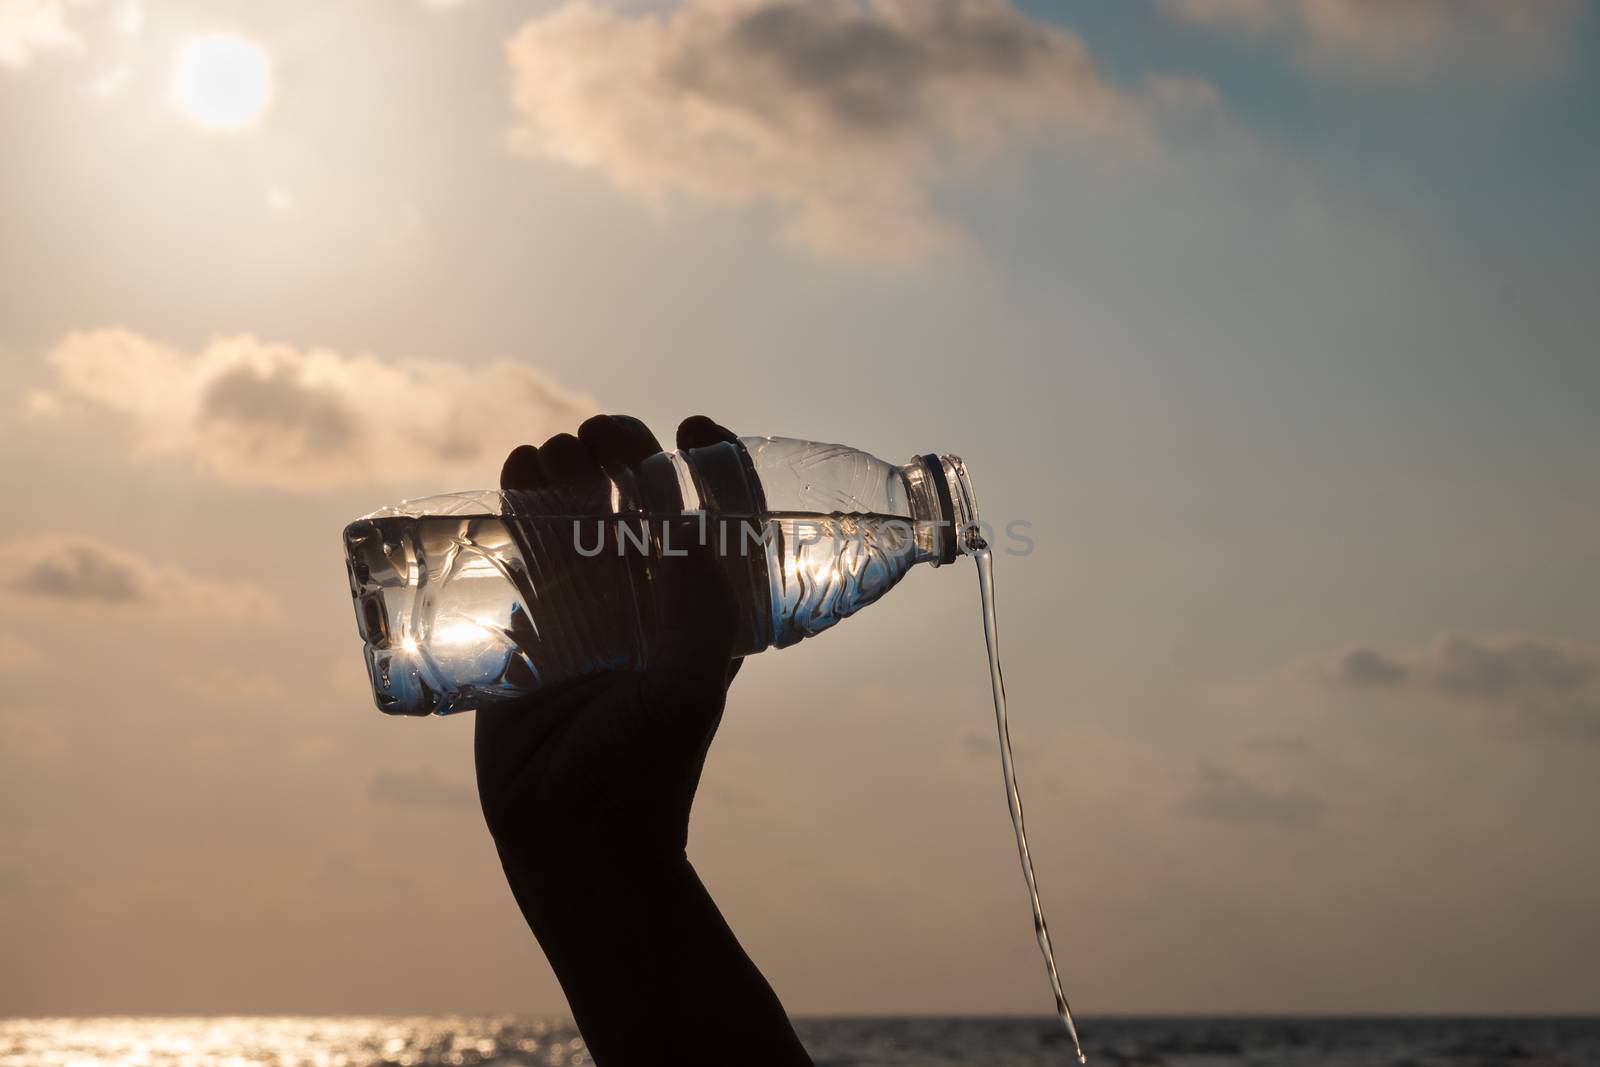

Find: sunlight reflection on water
[0,1017,589,1067]
[5,1015,1600,1067]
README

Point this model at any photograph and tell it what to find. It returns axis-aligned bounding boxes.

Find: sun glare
[172,33,273,131]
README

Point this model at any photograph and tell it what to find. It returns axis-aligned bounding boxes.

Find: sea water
[11,1015,1600,1066]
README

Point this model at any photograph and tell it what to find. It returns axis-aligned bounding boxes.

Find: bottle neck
[903,453,979,567]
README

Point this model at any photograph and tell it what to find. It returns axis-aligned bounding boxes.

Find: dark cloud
[0,537,276,618]
[367,767,477,810]
[1317,634,1600,739]
[1330,647,1409,687]
[1431,635,1598,704]
[957,729,993,758]
[199,361,362,462]
[7,541,145,604]
[1180,762,1322,827]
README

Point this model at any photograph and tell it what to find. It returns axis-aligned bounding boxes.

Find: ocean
[1,1015,1596,1066]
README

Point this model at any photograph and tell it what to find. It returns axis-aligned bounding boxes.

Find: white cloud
[0,0,83,69]
[4,1,454,71]
[1315,634,1600,739]
[22,388,61,418]
[1162,0,1585,79]
[33,328,596,491]
[504,0,1166,261]
[0,535,279,619]
[0,0,141,70]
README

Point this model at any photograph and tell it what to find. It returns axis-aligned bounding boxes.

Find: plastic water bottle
[343,437,979,716]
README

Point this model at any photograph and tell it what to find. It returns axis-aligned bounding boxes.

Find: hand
[476,413,743,862]
[475,414,812,1067]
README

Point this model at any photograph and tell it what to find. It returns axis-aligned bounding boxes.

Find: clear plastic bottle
[343,437,979,715]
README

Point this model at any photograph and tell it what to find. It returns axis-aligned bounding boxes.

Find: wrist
[496,826,687,910]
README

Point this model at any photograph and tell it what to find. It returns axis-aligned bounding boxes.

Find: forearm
[497,837,813,1067]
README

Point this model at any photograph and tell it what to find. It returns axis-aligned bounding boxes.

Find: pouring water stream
[969,533,1085,1064]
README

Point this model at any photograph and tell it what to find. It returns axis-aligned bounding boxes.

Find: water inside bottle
[764,511,922,647]
[969,535,1086,1064]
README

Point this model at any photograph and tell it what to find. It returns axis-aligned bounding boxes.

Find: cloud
[33,329,596,490]
[1316,634,1600,738]
[367,766,477,809]
[939,726,997,775]
[2,1,448,69]
[955,728,993,760]
[1179,761,1323,827]
[504,0,1164,260]
[0,536,278,619]
[1162,0,1585,79]
[0,0,84,69]
[1325,646,1410,687]
[0,0,146,70]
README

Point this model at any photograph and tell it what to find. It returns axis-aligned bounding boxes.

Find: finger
[658,413,742,707]
[536,432,610,512]
[676,415,737,450]
[500,444,544,491]
[578,414,662,471]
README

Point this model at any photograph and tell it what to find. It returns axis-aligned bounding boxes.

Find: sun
[171,33,273,132]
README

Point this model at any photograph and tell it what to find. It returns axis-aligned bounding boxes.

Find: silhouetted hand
[475,414,812,1067]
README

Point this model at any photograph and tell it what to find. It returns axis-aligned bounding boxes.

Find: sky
[1,0,1598,1019]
